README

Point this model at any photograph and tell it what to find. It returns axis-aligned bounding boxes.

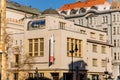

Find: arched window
[27,21,32,30]
[79,8,86,13]
[70,9,77,15]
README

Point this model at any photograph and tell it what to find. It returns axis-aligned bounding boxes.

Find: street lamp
[70,43,78,80]
[104,58,112,80]
[104,70,108,80]
[35,67,39,80]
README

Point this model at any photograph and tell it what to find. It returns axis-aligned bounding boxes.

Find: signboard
[28,19,45,30]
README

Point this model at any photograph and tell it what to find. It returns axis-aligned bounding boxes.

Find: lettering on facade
[28,19,45,30]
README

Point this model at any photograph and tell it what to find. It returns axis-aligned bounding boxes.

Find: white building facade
[5,15,112,80]
[0,0,113,80]
[59,0,120,79]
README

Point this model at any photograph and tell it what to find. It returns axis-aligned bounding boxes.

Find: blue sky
[11,0,115,11]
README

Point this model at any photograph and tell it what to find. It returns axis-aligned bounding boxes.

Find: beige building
[5,13,112,80]
[0,0,112,80]
[59,0,120,79]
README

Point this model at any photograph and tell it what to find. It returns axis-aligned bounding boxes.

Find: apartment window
[113,27,116,35]
[101,46,106,54]
[94,17,96,24]
[59,22,66,29]
[101,59,106,67]
[34,39,38,56]
[103,16,108,23]
[113,14,116,22]
[103,28,108,34]
[81,19,83,25]
[80,30,86,34]
[99,34,104,40]
[29,39,33,56]
[92,44,97,52]
[106,16,108,23]
[118,53,120,60]
[117,14,119,22]
[114,40,116,47]
[79,19,80,25]
[103,28,107,31]
[114,53,117,60]
[90,17,92,24]
[14,73,18,80]
[28,38,44,56]
[20,40,22,44]
[67,38,82,57]
[15,54,19,67]
[78,19,83,25]
[90,32,96,39]
[103,16,105,23]
[92,59,97,67]
[40,38,44,56]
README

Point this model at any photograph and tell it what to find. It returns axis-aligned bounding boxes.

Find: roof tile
[59,0,107,10]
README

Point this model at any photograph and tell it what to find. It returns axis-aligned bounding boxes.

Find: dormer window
[79,8,86,13]
[70,9,77,15]
[91,6,98,10]
[61,11,67,15]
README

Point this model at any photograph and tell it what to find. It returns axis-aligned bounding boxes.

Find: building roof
[111,0,120,9]
[42,8,59,14]
[6,0,41,15]
[59,0,108,10]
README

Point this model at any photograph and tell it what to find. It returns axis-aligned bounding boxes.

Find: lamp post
[70,43,78,80]
[104,58,110,80]
[35,67,39,80]
[104,70,108,80]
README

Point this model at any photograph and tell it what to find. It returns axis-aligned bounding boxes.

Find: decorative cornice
[87,39,113,46]
[65,9,120,19]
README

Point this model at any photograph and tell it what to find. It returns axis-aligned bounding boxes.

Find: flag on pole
[49,34,54,66]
